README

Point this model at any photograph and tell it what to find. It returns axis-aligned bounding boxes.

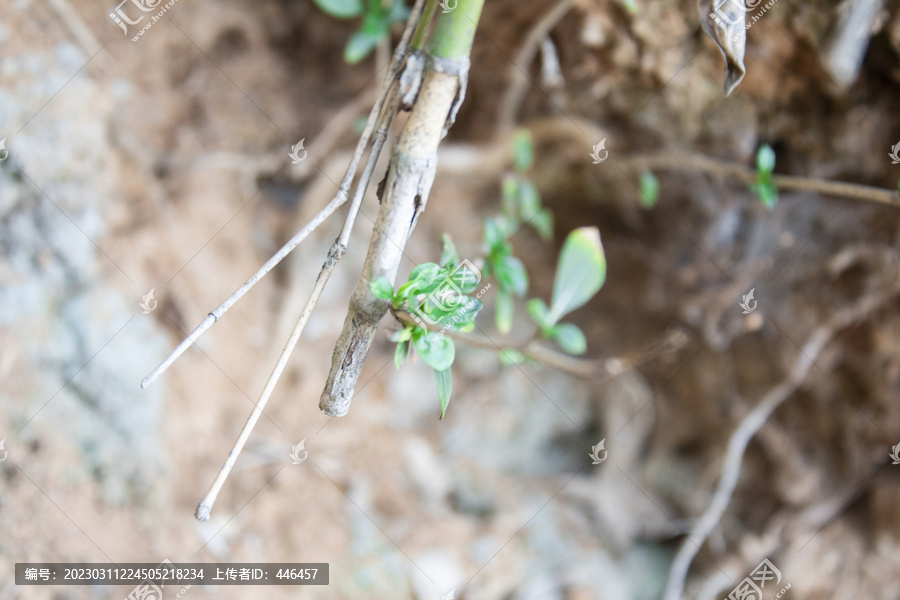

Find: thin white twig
[140,196,345,389]
[190,0,428,519]
[141,0,428,390]
[195,244,342,520]
[662,289,897,600]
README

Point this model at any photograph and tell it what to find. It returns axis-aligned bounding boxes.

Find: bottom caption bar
[16,563,328,585]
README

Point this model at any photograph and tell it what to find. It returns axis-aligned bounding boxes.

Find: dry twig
[141,0,427,391]
[662,284,899,600]
[319,0,485,416]
[392,310,688,380]
[526,116,900,207]
[497,0,577,135]
[139,0,429,520]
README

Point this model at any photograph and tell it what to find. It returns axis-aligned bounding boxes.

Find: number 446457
[275,568,318,580]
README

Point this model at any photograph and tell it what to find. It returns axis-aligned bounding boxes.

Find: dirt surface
[2,0,900,599]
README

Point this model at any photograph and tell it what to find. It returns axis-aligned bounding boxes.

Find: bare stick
[191,2,430,519]
[662,289,898,600]
[195,245,341,520]
[824,0,885,87]
[141,196,346,389]
[318,0,485,417]
[524,116,900,207]
[142,0,429,389]
[194,88,403,520]
[319,74,461,416]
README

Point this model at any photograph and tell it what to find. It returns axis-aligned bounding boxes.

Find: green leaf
[496,255,528,296]
[512,129,534,172]
[548,227,606,324]
[414,332,455,371]
[313,0,364,19]
[501,174,519,218]
[755,181,778,210]
[484,217,507,254]
[529,208,554,240]
[756,144,776,174]
[370,277,394,300]
[552,323,587,354]
[518,179,541,217]
[386,0,410,23]
[495,290,514,335]
[434,368,452,419]
[449,297,483,330]
[448,261,481,294]
[426,295,482,330]
[498,349,525,365]
[390,327,412,343]
[639,170,660,209]
[360,8,390,35]
[440,233,459,267]
[394,339,410,368]
[621,0,639,13]
[344,29,381,64]
[527,298,552,332]
[409,262,442,286]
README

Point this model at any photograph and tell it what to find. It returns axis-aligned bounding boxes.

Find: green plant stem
[426,0,484,59]
[411,0,439,50]
[319,0,486,417]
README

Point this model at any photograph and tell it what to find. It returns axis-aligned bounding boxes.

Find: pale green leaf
[552,323,587,354]
[414,332,455,371]
[495,290,514,335]
[435,368,452,419]
[314,0,364,19]
[548,227,606,324]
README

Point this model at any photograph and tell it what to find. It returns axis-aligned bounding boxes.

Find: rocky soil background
[2,0,900,599]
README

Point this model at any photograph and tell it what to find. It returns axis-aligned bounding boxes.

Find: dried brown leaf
[699,0,747,95]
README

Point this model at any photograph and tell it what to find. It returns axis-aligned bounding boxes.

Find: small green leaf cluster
[484,129,552,334]
[372,129,608,418]
[370,238,485,418]
[751,144,778,209]
[313,0,409,64]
